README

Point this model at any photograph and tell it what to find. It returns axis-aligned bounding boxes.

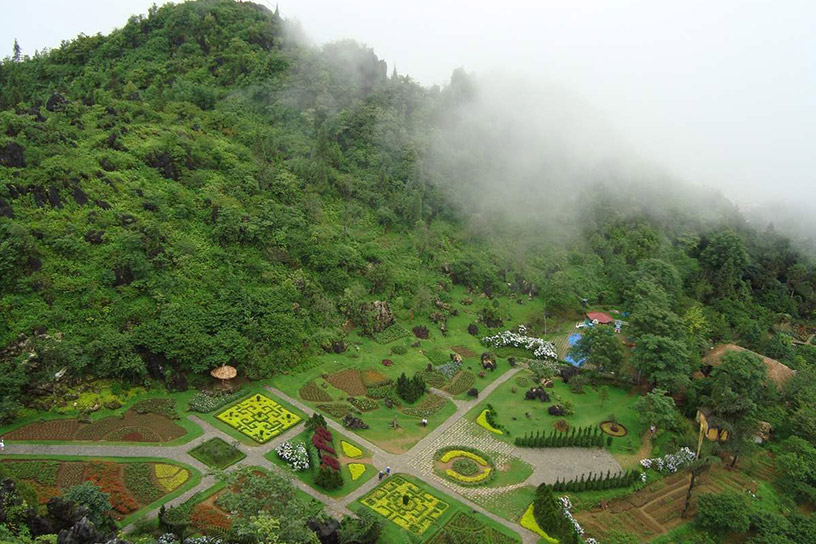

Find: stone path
[2,365,621,544]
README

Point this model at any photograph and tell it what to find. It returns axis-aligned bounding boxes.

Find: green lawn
[468,485,537,524]
[188,437,245,470]
[265,429,376,498]
[467,370,644,455]
[350,473,521,544]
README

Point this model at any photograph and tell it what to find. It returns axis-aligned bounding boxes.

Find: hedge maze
[361,476,449,535]
[216,394,300,443]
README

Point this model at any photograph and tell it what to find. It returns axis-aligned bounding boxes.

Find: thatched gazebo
[211,365,237,389]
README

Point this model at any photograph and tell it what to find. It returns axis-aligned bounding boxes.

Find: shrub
[396,372,426,403]
[516,426,605,448]
[391,345,407,355]
[697,491,752,534]
[552,469,641,492]
[275,441,310,471]
[348,463,367,481]
[315,465,343,490]
[476,409,502,434]
[468,323,479,335]
[132,398,179,420]
[467,388,478,398]
[452,458,480,476]
[341,441,363,458]
[413,325,430,339]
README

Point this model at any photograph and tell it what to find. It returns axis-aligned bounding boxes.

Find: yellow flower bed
[520,504,559,543]
[361,476,449,535]
[341,440,363,458]
[348,463,366,481]
[476,409,503,434]
[154,464,190,492]
[439,450,488,466]
[445,467,491,483]
[216,394,301,443]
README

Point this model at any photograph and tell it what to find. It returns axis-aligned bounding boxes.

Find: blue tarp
[565,333,586,367]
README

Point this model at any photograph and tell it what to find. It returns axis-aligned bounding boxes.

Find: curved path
[2,365,620,544]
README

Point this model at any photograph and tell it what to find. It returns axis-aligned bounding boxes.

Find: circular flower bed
[600,420,628,437]
[434,446,496,486]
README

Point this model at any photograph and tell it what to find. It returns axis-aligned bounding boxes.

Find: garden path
[2,366,600,544]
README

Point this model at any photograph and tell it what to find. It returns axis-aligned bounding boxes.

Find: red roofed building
[586,312,614,325]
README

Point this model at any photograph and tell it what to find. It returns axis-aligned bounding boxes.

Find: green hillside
[1,3,816,543]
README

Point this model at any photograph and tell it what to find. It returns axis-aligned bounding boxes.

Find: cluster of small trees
[552,469,641,492]
[515,426,605,448]
[396,372,426,403]
[306,413,344,490]
[533,484,580,544]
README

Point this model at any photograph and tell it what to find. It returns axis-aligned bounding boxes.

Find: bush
[467,388,478,397]
[515,426,605,448]
[697,491,752,534]
[468,323,479,335]
[396,372,426,403]
[391,345,407,355]
[552,469,641,492]
[132,398,179,419]
[412,325,430,339]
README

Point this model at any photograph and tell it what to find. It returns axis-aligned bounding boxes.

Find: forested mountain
[1,0,815,426]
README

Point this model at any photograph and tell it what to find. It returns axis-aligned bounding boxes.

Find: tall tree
[568,326,624,375]
[12,39,21,62]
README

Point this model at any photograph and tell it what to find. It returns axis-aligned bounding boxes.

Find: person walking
[0,438,4,453]
[378,470,384,481]
[385,466,391,476]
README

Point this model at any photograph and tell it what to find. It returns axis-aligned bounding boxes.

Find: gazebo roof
[211,365,237,380]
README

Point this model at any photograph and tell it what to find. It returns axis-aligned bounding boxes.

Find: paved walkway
[1,365,621,544]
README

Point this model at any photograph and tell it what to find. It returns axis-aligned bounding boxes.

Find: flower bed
[426,512,519,544]
[154,464,190,492]
[373,323,410,344]
[435,447,496,487]
[124,463,165,504]
[361,475,449,535]
[435,359,461,379]
[445,371,475,395]
[364,384,393,399]
[402,394,446,418]
[299,381,332,402]
[56,463,85,488]
[520,504,558,543]
[362,369,392,388]
[1,460,60,485]
[640,447,696,474]
[340,440,363,458]
[132,398,179,420]
[4,410,184,443]
[600,420,628,437]
[326,369,367,396]
[275,440,310,471]
[86,461,139,515]
[348,397,378,412]
[190,503,231,533]
[482,326,557,359]
[348,463,366,481]
[189,388,245,413]
[215,394,300,443]
[477,409,503,434]
[317,403,353,418]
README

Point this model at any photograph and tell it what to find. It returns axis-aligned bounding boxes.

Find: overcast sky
[2,0,815,208]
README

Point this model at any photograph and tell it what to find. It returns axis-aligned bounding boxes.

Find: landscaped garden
[0,458,198,523]
[266,418,375,498]
[1,397,192,444]
[467,369,645,457]
[188,437,246,469]
[214,393,302,444]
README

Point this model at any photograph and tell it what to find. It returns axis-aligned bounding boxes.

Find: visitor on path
[0,438,4,453]
[421,418,428,427]
[378,471,384,481]
[385,466,391,476]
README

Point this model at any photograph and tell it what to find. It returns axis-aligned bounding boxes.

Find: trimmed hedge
[552,469,641,492]
[515,426,604,448]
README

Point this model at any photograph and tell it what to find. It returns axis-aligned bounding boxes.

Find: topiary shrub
[467,323,479,335]
[467,388,478,398]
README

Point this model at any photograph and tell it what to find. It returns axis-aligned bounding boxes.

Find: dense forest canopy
[1,0,816,425]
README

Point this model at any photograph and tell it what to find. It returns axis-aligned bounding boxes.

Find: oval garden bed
[600,420,628,437]
[434,446,495,486]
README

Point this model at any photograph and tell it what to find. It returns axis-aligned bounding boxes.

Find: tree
[12,39,21,63]
[699,230,749,300]
[776,436,816,503]
[598,386,609,408]
[632,334,692,393]
[568,326,624,375]
[63,482,111,526]
[339,509,382,544]
[633,388,680,432]
[682,447,720,518]
[696,491,752,535]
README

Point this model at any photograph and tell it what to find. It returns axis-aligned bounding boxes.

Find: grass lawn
[265,429,376,498]
[467,370,644,456]
[351,473,521,544]
[194,383,306,446]
[469,485,537,524]
[188,437,246,469]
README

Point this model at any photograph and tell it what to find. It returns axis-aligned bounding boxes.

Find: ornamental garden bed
[215,393,301,444]
[359,475,451,536]
[434,446,496,486]
[426,511,520,544]
[188,437,246,469]
[0,459,192,520]
[266,428,375,498]
[2,405,186,443]
[326,369,367,396]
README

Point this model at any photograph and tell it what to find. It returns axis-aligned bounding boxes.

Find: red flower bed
[311,434,336,455]
[315,426,333,441]
[321,454,340,471]
[86,462,138,515]
[191,503,231,533]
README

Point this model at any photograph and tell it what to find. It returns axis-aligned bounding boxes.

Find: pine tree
[12,39,21,63]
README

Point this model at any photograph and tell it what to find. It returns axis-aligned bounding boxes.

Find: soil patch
[451,345,478,358]
[326,369,366,396]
